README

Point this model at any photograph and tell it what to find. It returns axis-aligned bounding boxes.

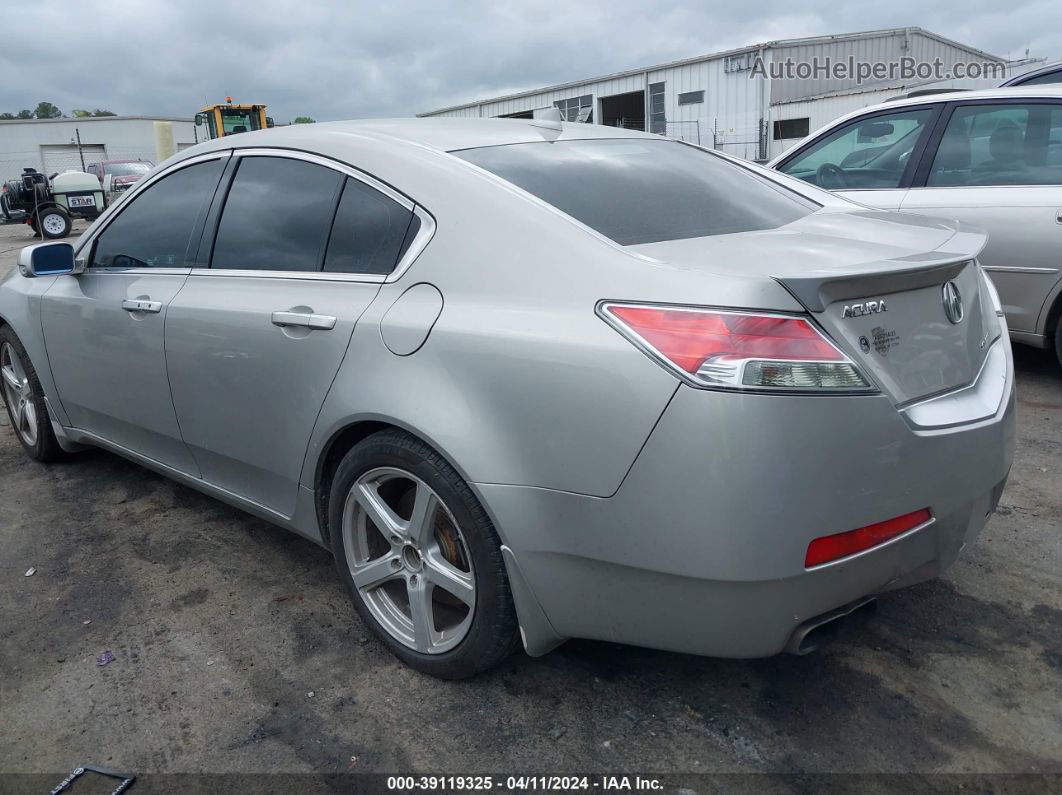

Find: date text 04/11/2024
[385,775,665,791]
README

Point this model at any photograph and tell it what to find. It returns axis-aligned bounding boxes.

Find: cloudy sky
[1,0,1059,122]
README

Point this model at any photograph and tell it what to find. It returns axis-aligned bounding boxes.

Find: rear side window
[927,103,1062,187]
[455,139,815,246]
[211,156,342,272]
[324,177,414,275]
[90,159,224,269]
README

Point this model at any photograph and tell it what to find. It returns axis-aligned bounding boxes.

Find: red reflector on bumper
[805,508,933,568]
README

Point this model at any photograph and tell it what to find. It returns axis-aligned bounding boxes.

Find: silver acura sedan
[0,119,1014,678]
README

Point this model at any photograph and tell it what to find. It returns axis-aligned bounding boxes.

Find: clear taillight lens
[600,302,876,393]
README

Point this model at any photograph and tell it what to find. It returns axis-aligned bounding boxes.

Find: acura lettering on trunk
[0,119,1015,678]
[842,299,887,318]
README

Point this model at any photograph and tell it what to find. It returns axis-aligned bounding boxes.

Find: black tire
[329,429,519,678]
[0,326,63,462]
[35,205,71,239]
[1054,315,1062,371]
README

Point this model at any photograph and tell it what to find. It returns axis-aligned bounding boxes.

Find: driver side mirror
[194,113,205,126]
[18,242,84,278]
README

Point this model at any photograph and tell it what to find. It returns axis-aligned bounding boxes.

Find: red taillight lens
[600,303,874,392]
[805,508,933,568]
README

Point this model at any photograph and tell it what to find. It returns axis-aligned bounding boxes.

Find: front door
[165,153,418,516]
[40,155,227,473]
[901,100,1062,334]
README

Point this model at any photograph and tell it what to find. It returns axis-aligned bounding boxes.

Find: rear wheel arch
[1046,289,1062,346]
[313,419,480,545]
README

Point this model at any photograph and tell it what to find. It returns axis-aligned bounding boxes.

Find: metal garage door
[41,144,106,175]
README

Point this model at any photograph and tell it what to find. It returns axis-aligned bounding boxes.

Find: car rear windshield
[453,139,817,245]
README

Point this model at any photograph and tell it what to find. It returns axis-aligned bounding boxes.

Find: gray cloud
[0,0,1058,122]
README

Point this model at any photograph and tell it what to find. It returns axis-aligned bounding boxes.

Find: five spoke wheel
[1,341,38,447]
[343,467,475,654]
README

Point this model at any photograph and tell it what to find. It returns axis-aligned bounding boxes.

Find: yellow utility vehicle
[195,99,274,139]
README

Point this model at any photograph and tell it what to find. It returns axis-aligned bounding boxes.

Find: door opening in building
[599,91,645,131]
[498,111,534,119]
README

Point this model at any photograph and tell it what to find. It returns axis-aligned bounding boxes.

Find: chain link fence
[710,119,769,161]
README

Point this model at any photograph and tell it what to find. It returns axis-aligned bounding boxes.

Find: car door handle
[1056,209,1062,224]
[271,311,337,331]
[121,298,162,314]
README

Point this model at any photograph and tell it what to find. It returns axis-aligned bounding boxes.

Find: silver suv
[771,86,1062,367]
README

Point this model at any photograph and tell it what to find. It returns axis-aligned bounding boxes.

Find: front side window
[927,103,1062,187]
[211,157,342,272]
[455,138,816,246]
[90,158,224,269]
[778,108,935,190]
[323,177,415,275]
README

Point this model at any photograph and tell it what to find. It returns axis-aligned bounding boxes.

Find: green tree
[92,109,116,117]
[34,102,63,119]
[0,112,14,120]
[293,116,316,124]
[16,110,33,119]
[72,109,92,117]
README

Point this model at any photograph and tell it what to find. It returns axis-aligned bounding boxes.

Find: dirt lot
[0,220,1060,790]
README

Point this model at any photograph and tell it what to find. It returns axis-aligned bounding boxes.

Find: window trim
[74,151,232,274]
[198,148,435,283]
[909,96,1062,189]
[774,103,944,191]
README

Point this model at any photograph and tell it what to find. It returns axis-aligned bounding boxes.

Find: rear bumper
[480,340,1015,658]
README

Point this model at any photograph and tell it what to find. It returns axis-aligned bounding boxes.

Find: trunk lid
[629,209,996,405]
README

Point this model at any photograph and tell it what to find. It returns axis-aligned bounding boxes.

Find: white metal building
[420,27,1012,161]
[0,115,201,180]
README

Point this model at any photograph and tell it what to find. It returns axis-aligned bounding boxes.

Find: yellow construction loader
[195,98,274,140]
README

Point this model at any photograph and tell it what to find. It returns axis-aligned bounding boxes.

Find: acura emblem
[942,281,964,324]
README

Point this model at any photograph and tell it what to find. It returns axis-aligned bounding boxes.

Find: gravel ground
[0,221,1060,790]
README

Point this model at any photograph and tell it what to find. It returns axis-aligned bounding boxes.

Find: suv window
[324,178,415,275]
[90,158,224,269]
[778,108,935,190]
[455,139,815,246]
[212,156,343,272]
[927,103,1062,187]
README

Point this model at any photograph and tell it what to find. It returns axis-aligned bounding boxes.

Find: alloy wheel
[342,467,476,654]
[1,342,38,447]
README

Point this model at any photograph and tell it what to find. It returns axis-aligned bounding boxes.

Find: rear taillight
[805,508,933,568]
[599,302,875,392]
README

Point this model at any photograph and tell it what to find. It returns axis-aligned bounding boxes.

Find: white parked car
[771,86,1062,367]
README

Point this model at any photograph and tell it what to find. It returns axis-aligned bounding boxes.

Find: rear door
[901,99,1062,335]
[165,151,420,517]
[774,104,941,210]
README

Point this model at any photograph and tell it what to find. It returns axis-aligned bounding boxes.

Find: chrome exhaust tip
[784,596,878,655]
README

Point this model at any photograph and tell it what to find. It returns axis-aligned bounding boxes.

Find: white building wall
[426,56,768,159]
[0,117,199,178]
[769,29,1004,104]
[421,29,1006,164]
